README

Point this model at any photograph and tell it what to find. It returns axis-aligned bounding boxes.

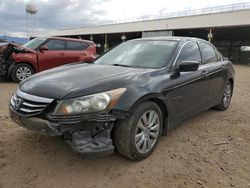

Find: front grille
[10,89,54,116]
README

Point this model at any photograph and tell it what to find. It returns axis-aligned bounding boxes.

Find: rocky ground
[0,65,249,188]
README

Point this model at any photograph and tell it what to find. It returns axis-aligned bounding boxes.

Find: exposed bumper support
[68,129,114,158]
[9,108,123,157]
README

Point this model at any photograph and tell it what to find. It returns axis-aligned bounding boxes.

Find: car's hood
[20,63,148,99]
[9,43,36,53]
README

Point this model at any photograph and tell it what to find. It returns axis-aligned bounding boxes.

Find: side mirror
[179,61,200,72]
[39,45,48,51]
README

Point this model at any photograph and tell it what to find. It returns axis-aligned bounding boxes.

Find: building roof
[42,3,250,37]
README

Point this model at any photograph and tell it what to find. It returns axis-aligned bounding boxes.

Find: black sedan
[9,37,235,160]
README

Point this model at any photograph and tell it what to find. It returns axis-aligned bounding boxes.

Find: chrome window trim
[170,41,195,72]
[16,89,54,103]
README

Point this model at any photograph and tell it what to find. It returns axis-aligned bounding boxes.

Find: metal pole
[208,28,213,43]
[104,34,108,52]
[27,13,29,40]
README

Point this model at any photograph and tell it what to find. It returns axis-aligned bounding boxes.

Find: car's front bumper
[9,106,127,158]
[10,109,61,135]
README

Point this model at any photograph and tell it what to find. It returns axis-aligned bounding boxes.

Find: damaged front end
[9,89,128,158]
[48,113,121,158]
[0,43,32,78]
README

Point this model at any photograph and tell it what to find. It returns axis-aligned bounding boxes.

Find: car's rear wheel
[214,80,233,111]
[11,63,34,82]
[114,101,163,160]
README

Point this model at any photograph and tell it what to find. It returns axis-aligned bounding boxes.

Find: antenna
[26,0,38,39]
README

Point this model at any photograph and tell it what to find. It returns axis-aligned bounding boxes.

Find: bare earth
[0,65,249,188]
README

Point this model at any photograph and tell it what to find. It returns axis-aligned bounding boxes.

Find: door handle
[59,52,64,56]
[201,70,208,76]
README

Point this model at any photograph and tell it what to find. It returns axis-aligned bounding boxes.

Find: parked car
[240,46,250,65]
[9,37,234,160]
[0,37,96,82]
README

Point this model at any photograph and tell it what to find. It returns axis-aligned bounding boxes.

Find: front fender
[114,92,172,136]
[12,53,38,72]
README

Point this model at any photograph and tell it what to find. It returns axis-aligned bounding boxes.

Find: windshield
[23,38,47,50]
[94,40,177,69]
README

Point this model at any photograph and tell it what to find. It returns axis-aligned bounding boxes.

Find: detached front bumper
[9,106,127,158]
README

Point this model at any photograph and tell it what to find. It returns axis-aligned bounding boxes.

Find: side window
[176,42,202,65]
[45,40,65,50]
[82,42,89,50]
[214,47,222,61]
[66,41,88,50]
[199,43,218,64]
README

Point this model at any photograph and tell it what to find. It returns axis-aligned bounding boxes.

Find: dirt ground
[0,65,249,188]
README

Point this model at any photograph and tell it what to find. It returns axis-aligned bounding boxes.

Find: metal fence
[101,2,250,25]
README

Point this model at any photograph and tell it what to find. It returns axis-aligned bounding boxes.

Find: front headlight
[54,88,127,115]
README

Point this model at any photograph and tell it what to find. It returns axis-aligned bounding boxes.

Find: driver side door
[37,39,66,71]
[167,41,209,125]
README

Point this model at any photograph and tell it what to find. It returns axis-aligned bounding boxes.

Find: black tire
[11,63,34,82]
[214,80,233,111]
[114,101,163,160]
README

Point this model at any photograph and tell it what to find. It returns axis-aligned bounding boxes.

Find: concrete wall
[45,10,250,37]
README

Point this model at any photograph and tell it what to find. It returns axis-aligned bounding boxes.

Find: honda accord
[9,37,235,160]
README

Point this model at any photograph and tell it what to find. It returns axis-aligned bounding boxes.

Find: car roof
[132,36,208,43]
[45,36,94,44]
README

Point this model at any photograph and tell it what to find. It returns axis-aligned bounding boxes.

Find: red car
[0,37,96,82]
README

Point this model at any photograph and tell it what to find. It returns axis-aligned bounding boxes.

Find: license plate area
[10,111,24,126]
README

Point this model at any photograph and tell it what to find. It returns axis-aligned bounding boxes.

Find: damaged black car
[9,37,235,160]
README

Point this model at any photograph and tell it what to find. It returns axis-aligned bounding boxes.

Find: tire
[214,80,233,111]
[114,101,163,160]
[11,63,34,82]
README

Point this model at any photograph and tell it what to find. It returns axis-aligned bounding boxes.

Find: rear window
[66,41,88,50]
[214,48,222,61]
[199,42,218,64]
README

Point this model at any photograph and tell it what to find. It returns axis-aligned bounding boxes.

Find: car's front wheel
[11,63,34,82]
[114,101,163,160]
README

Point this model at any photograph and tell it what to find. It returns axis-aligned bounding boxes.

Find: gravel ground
[0,65,249,188]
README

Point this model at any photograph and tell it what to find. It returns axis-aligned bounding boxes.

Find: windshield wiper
[112,64,133,68]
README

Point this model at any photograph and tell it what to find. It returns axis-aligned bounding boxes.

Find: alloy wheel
[135,110,160,154]
[223,82,232,108]
[16,67,32,81]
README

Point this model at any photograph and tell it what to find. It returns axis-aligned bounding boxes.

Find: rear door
[65,41,89,63]
[37,39,66,71]
[198,42,226,106]
[168,41,209,124]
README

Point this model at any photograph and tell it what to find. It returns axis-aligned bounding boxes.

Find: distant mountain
[0,35,27,44]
